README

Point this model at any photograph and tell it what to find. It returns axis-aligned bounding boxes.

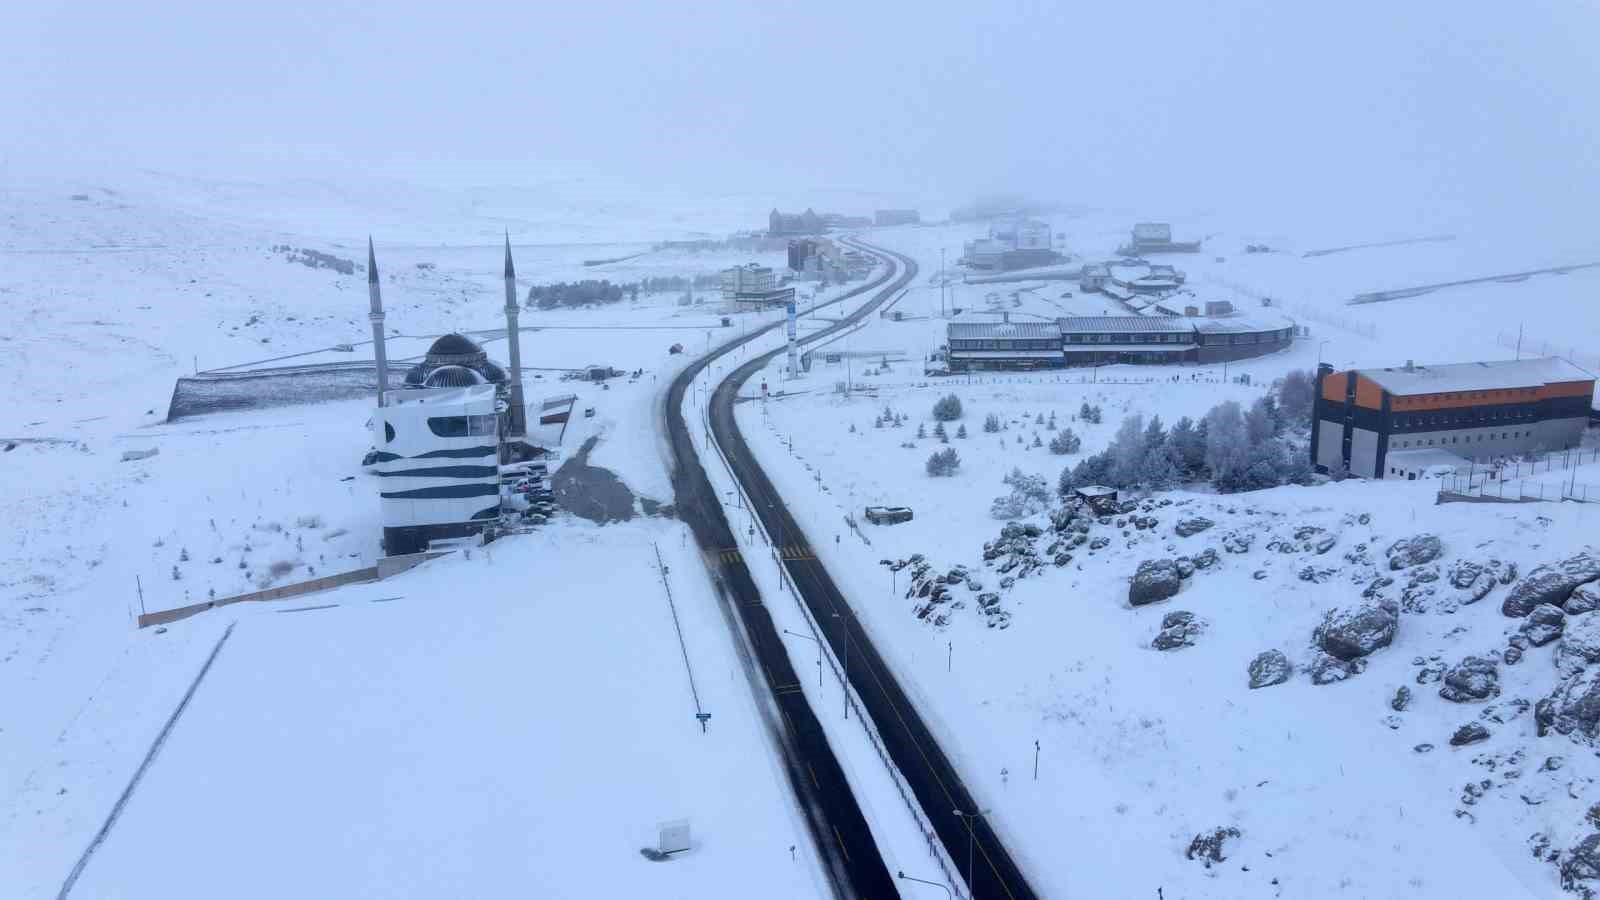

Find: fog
[4,1,1596,228]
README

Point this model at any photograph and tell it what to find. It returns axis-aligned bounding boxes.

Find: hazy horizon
[4,1,1597,229]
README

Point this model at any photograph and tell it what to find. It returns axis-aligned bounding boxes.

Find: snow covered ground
[733,221,1600,896]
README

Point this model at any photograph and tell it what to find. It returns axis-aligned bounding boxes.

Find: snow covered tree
[917,422,927,439]
[992,467,1052,518]
[1035,413,1045,425]
[983,413,1002,433]
[1079,402,1103,424]
[1031,433,1043,448]
[1142,415,1166,454]
[932,394,964,421]
[1204,401,1251,488]
[1108,414,1147,487]
[1246,395,1282,444]
[926,447,961,476]
[1048,427,1081,455]
[1276,369,1316,426]
[956,423,968,439]
[1140,439,1184,490]
[1167,416,1206,478]
[935,421,949,443]
[874,416,884,429]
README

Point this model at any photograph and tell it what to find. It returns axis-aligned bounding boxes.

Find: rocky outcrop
[1536,669,1600,739]
[1570,583,1600,615]
[1521,604,1567,647]
[1248,650,1292,689]
[1152,610,1202,651]
[1174,517,1214,537]
[1315,599,1399,661]
[1559,614,1600,675]
[1438,656,1499,702]
[1563,833,1600,896]
[1450,722,1491,746]
[1502,552,1600,617]
[1129,559,1183,606]
[1387,534,1443,570]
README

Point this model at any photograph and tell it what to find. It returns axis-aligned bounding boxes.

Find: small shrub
[983,413,1001,434]
[932,394,963,422]
[1049,428,1082,455]
[268,560,296,578]
[926,447,961,476]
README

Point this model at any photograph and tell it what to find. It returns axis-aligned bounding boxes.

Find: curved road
[708,242,1039,900]
[666,248,907,898]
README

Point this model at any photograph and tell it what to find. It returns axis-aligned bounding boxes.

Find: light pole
[783,629,824,687]
[952,807,990,894]
[897,870,952,899]
[832,611,850,719]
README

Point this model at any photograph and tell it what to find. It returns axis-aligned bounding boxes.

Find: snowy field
[733,222,1600,896]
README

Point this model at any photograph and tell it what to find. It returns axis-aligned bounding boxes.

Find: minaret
[503,231,526,436]
[367,237,389,408]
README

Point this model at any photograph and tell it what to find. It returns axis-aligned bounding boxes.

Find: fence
[136,551,446,627]
[1493,331,1600,372]
[1286,302,1379,340]
[1438,447,1600,503]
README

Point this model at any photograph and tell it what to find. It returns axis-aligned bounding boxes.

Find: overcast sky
[3,1,1596,224]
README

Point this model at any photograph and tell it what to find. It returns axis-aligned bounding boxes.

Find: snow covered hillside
[732,222,1600,896]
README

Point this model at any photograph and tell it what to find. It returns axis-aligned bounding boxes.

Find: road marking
[809,764,820,789]
[834,825,851,863]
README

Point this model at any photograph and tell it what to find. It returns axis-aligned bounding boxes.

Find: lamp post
[783,629,823,687]
[952,807,991,894]
[832,611,850,720]
[897,870,952,899]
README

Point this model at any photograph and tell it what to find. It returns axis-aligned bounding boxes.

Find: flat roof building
[1312,357,1597,479]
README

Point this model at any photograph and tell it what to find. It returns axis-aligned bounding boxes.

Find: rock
[1414,743,1434,753]
[1128,559,1183,606]
[1450,722,1491,746]
[1174,517,1214,537]
[1537,669,1600,738]
[1053,552,1072,567]
[1439,656,1500,702]
[1248,650,1293,689]
[1222,531,1254,554]
[1252,570,1268,581]
[1564,833,1600,894]
[1298,566,1334,583]
[1089,537,1109,551]
[1152,618,1201,651]
[1193,548,1219,570]
[1315,599,1399,660]
[1559,614,1600,675]
[1311,654,1364,685]
[1416,664,1445,685]
[1185,827,1241,867]
[1391,686,1412,711]
[1522,603,1567,647]
[1571,584,1600,615]
[1504,646,1524,665]
[1503,552,1600,617]
[1175,557,1196,579]
[1387,534,1443,570]
[1050,507,1077,532]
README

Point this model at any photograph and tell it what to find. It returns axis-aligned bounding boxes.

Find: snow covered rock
[1450,722,1491,746]
[1558,614,1600,675]
[1311,654,1364,685]
[1128,559,1183,606]
[1438,656,1500,702]
[1536,669,1600,739]
[1391,686,1412,711]
[1193,548,1219,570]
[1185,827,1240,867]
[1387,534,1443,570]
[1152,610,1202,651]
[1247,650,1292,689]
[1174,517,1214,537]
[1570,583,1600,615]
[1175,557,1197,579]
[1222,531,1255,554]
[1315,599,1399,660]
[1504,645,1524,666]
[1502,551,1600,617]
[1562,833,1600,895]
[1521,604,1567,647]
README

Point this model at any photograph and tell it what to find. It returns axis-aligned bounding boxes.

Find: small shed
[1073,484,1119,514]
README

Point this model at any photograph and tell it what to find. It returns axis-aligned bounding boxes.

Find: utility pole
[1034,739,1040,780]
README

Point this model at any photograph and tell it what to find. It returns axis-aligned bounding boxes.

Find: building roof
[428,333,482,356]
[1357,357,1595,395]
[1057,316,1195,335]
[948,320,1062,339]
[948,349,1063,360]
[1193,312,1296,334]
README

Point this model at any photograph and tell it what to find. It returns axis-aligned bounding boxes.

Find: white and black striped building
[371,383,504,555]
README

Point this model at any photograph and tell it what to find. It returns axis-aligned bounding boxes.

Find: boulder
[1387,534,1443,570]
[1536,669,1600,739]
[1175,557,1197,579]
[1222,531,1255,554]
[1450,722,1491,746]
[1247,650,1292,689]
[1129,559,1183,606]
[1152,611,1202,651]
[1521,603,1567,647]
[1502,552,1600,617]
[1194,548,1219,570]
[1562,833,1600,895]
[1391,686,1412,712]
[1311,654,1364,685]
[1174,517,1214,538]
[1315,599,1399,661]
[1558,613,1600,675]
[1185,827,1241,867]
[1438,656,1499,702]
[1570,583,1600,615]
[1504,645,1524,666]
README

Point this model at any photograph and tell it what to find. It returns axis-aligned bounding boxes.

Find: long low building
[944,312,1297,371]
[1312,357,1597,479]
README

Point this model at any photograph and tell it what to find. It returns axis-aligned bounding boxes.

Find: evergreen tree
[932,394,964,421]
[956,423,968,439]
[1168,416,1206,478]
[917,422,927,439]
[983,413,1002,433]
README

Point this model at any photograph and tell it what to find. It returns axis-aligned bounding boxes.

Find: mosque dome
[404,332,508,387]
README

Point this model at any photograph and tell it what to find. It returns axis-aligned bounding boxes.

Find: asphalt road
[665,251,905,899]
[708,241,1041,900]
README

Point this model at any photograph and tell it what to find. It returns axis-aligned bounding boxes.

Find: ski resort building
[769,208,822,236]
[960,218,1062,271]
[1117,222,1202,255]
[946,319,1065,371]
[373,383,504,554]
[1311,357,1597,479]
[944,312,1296,370]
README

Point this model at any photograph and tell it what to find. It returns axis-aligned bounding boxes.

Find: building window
[427,414,498,438]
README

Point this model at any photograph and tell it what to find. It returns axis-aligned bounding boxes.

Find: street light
[952,807,991,894]
[782,628,824,687]
[897,870,952,899]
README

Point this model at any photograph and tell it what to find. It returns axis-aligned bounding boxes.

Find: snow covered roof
[948,349,1063,360]
[1193,312,1297,334]
[1076,484,1117,496]
[947,321,1062,339]
[1058,316,1195,334]
[1358,357,1595,395]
